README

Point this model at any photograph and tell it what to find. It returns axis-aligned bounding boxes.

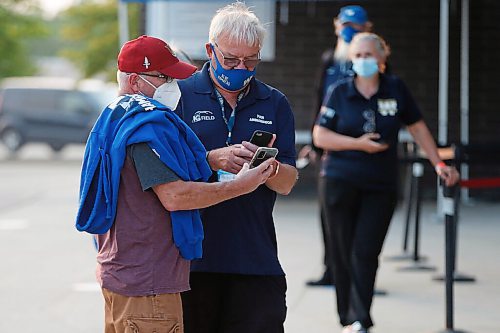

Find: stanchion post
[450,144,475,282]
[397,162,436,271]
[413,162,424,262]
[434,144,475,283]
[386,142,416,262]
[403,142,417,253]
[432,181,470,333]
[403,162,414,253]
[442,183,456,330]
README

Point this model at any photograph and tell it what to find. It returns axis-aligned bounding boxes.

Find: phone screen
[250,147,278,168]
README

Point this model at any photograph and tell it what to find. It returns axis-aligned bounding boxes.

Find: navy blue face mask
[340,26,359,43]
[210,44,256,92]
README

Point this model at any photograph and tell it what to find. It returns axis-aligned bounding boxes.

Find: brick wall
[255,0,500,199]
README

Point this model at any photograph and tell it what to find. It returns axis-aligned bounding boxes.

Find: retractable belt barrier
[433,142,500,333]
[388,143,447,271]
[460,177,500,188]
[393,142,500,271]
[390,142,500,333]
[454,142,500,190]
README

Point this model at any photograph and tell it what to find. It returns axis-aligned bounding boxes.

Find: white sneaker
[341,326,353,333]
[341,321,369,333]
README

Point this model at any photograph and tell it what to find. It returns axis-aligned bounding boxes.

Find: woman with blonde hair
[313,32,459,333]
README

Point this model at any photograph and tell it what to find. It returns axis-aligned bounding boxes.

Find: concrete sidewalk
[0,146,497,332]
[274,195,500,333]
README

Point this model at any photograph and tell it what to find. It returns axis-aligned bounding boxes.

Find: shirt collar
[346,73,389,99]
[378,73,390,95]
[346,78,359,99]
[193,62,215,95]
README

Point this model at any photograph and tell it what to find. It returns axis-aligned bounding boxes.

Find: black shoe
[374,288,388,296]
[306,274,334,287]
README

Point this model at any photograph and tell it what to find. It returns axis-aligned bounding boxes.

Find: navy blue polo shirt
[317,74,422,190]
[175,62,296,275]
[322,60,354,101]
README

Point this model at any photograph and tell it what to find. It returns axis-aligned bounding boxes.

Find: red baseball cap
[118,35,197,79]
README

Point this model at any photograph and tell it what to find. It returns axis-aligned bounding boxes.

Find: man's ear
[128,73,140,93]
[205,43,213,59]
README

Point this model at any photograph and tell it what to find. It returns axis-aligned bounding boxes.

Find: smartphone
[250,130,274,147]
[249,147,278,168]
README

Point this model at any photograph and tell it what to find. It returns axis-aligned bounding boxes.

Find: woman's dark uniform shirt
[316,74,422,190]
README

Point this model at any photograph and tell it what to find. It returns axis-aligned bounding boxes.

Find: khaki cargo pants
[102,288,183,333]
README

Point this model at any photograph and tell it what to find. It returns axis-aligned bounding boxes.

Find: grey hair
[350,32,391,59]
[117,70,129,90]
[209,1,265,47]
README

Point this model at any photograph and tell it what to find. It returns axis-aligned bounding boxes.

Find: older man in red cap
[76,35,276,333]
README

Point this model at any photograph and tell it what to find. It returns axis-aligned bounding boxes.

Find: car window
[3,88,59,112]
[58,91,93,115]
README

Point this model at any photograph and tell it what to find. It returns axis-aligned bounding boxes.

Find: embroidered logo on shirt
[319,106,335,125]
[320,106,336,118]
[377,99,398,116]
[249,114,272,125]
[326,67,337,75]
[192,110,216,123]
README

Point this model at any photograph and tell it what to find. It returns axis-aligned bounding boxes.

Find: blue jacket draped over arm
[75,94,212,260]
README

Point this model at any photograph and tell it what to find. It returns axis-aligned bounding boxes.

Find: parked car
[0,77,117,152]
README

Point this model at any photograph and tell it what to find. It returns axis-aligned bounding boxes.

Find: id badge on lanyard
[214,89,246,182]
[214,89,245,146]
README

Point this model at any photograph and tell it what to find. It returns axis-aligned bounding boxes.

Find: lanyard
[214,89,246,145]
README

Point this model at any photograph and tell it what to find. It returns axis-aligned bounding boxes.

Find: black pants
[320,203,334,280]
[319,177,397,328]
[182,272,287,333]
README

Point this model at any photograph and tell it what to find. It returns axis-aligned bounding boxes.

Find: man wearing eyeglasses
[76,35,276,333]
[174,3,298,333]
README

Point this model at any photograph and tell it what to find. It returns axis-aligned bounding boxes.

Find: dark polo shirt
[317,74,422,190]
[176,63,296,275]
[96,143,187,297]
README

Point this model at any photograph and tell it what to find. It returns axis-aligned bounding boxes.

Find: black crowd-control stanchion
[433,145,476,283]
[397,161,436,272]
[387,143,430,263]
[432,195,476,282]
[402,163,414,254]
[386,161,414,261]
[430,182,471,333]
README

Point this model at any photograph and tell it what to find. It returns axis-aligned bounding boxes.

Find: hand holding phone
[373,138,387,145]
[249,147,278,168]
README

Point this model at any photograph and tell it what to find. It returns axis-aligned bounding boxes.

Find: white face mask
[153,80,182,111]
[139,75,182,111]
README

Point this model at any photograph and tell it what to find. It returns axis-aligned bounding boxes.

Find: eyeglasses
[213,42,261,69]
[128,72,173,82]
[362,109,376,133]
